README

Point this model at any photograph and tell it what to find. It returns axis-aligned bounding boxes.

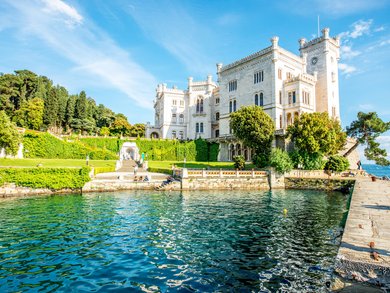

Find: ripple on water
[0,189,348,292]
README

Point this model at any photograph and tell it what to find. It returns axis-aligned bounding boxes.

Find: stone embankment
[333,178,390,291]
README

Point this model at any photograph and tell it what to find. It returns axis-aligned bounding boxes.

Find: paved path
[335,177,390,288]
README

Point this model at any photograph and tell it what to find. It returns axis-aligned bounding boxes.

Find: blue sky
[0,0,389,161]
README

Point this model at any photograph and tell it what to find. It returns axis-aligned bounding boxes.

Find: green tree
[74,91,87,120]
[43,87,59,128]
[110,117,131,136]
[324,155,350,173]
[346,112,390,165]
[287,112,346,156]
[65,95,77,131]
[230,105,275,167]
[269,148,293,174]
[130,123,146,137]
[0,111,20,155]
[14,98,44,130]
[99,126,110,137]
[233,155,245,170]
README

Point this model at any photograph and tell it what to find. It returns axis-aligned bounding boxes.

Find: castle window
[286,72,292,80]
[215,97,220,104]
[180,100,184,107]
[233,100,237,112]
[260,93,264,106]
[200,123,204,133]
[172,114,177,124]
[228,80,237,92]
[196,123,199,133]
[288,92,292,104]
[278,69,282,80]
[279,91,282,104]
[255,94,259,106]
[332,107,336,117]
[215,129,219,138]
[292,91,296,104]
[216,112,220,121]
[279,114,283,129]
[196,97,204,113]
[172,130,176,139]
[179,131,184,139]
[172,99,177,106]
[229,101,233,113]
[254,71,264,84]
[179,114,184,124]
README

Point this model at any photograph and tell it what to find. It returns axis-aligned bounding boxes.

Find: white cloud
[340,19,373,41]
[124,0,214,75]
[339,63,357,75]
[358,104,374,111]
[41,0,83,25]
[3,0,157,109]
[374,26,385,32]
[340,45,361,59]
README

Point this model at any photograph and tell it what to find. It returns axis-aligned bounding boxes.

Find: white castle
[146,28,341,161]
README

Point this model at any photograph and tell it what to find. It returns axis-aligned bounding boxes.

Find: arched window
[255,94,259,106]
[229,101,233,113]
[196,123,199,133]
[216,112,220,120]
[292,91,296,104]
[196,97,204,113]
[172,113,177,124]
[233,100,237,112]
[179,114,184,124]
[260,93,264,106]
[172,130,176,139]
[179,131,184,139]
[200,123,204,133]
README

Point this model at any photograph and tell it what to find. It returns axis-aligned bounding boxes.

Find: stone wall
[181,177,269,190]
[0,183,80,198]
[285,178,355,192]
[82,180,163,193]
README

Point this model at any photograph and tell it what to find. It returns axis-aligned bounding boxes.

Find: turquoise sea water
[0,190,348,292]
[362,164,390,177]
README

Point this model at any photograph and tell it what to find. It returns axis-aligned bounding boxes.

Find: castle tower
[299,28,341,119]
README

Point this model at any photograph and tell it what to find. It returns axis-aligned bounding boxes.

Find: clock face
[311,57,318,65]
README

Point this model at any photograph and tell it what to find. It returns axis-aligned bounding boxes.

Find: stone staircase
[117,160,138,172]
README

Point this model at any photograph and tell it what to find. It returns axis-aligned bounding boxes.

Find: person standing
[134,164,138,175]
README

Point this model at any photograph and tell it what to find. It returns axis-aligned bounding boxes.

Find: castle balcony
[285,73,316,85]
[275,129,286,136]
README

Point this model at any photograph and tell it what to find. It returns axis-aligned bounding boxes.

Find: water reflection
[0,190,348,292]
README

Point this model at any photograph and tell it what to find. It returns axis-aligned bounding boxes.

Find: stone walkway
[334,177,390,289]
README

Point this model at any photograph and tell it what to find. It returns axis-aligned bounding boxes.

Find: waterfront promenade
[335,177,390,288]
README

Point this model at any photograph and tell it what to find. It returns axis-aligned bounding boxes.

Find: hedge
[24,133,220,162]
[23,131,117,160]
[0,167,91,190]
[80,137,219,162]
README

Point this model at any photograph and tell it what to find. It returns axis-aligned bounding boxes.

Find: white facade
[146,28,341,160]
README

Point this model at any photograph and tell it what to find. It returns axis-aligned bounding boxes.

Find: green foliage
[230,106,274,167]
[100,126,110,137]
[0,111,20,155]
[110,117,131,136]
[269,148,293,174]
[94,166,116,175]
[23,131,117,160]
[0,167,91,189]
[230,105,275,149]
[233,155,245,170]
[0,70,124,135]
[347,112,390,166]
[324,155,350,173]
[287,112,346,156]
[289,150,326,170]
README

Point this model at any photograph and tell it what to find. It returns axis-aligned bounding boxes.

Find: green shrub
[269,148,293,174]
[0,167,91,189]
[289,150,326,170]
[324,155,350,173]
[94,166,116,175]
[23,131,117,160]
[233,155,245,170]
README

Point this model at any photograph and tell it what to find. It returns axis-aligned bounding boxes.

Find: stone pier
[334,178,390,290]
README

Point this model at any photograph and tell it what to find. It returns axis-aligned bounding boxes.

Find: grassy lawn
[0,158,116,168]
